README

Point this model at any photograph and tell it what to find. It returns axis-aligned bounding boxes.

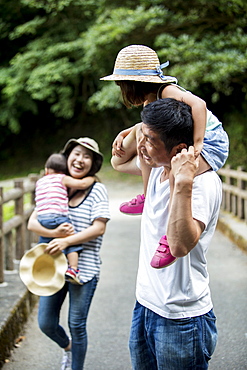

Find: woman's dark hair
[141,98,194,153]
[116,81,161,107]
[63,143,102,177]
[45,153,67,173]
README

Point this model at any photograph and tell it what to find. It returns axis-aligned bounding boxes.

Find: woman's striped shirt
[68,182,110,283]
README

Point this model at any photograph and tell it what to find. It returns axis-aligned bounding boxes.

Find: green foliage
[0,0,246,169]
[224,106,247,170]
[155,29,247,96]
[88,83,122,111]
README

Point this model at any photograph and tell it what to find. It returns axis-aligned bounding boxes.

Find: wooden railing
[0,174,40,284]
[218,165,247,223]
[0,166,246,284]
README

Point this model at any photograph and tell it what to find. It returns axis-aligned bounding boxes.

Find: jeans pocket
[203,310,218,360]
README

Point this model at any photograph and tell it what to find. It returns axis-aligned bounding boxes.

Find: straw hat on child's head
[100,44,177,84]
[19,243,67,296]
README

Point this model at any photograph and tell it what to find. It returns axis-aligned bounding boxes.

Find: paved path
[2,182,247,370]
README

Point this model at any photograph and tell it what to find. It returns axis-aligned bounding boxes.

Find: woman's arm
[45,218,108,255]
[27,210,74,238]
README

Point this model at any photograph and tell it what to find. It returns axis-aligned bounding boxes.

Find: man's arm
[167,146,205,257]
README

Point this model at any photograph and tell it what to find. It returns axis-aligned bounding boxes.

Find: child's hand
[55,222,74,237]
[112,126,133,157]
[112,132,126,157]
[194,142,204,159]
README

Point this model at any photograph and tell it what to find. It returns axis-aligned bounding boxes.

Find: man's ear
[175,143,187,154]
[170,143,187,158]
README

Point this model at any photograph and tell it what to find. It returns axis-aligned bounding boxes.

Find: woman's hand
[45,238,69,255]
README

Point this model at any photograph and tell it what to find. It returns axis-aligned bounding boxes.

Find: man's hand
[168,146,204,257]
[171,146,199,183]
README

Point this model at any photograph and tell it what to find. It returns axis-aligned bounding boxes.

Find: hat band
[81,141,95,149]
[113,61,171,80]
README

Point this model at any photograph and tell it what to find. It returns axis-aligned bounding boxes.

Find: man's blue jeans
[129,301,217,370]
[38,277,97,370]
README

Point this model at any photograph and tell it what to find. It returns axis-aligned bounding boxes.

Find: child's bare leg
[138,155,151,196]
[136,123,151,196]
[118,123,148,215]
[67,252,78,270]
[65,252,82,285]
[196,155,211,175]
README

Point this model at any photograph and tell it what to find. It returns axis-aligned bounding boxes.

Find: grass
[2,191,32,223]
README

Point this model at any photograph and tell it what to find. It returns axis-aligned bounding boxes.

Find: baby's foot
[65,266,83,285]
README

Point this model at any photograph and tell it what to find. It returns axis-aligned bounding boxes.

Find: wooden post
[0,187,4,283]
[245,199,247,224]
[5,231,14,270]
[14,180,25,260]
[28,174,39,245]
[225,164,231,213]
[237,166,244,219]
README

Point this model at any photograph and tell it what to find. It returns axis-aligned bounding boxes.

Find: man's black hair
[141,98,194,153]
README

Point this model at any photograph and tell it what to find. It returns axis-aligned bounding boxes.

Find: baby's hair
[45,153,67,173]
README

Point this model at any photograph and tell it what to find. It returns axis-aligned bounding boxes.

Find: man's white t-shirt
[136,167,222,319]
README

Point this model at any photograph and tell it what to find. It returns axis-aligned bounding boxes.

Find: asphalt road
[3,182,247,370]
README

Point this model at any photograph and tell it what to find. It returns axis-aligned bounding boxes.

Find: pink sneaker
[150,235,177,269]
[119,194,145,215]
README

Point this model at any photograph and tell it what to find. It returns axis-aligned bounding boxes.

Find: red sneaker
[119,194,145,215]
[150,235,177,269]
[65,266,83,285]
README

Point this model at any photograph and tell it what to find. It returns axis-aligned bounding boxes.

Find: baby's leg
[65,252,82,285]
[67,251,79,270]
